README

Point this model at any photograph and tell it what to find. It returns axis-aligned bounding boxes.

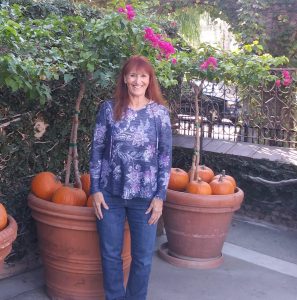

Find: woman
[90,55,172,300]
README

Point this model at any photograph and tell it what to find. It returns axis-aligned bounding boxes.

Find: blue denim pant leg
[125,197,157,300]
[96,191,126,300]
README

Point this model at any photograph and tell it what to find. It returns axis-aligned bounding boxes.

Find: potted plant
[159,54,245,269]
[0,204,18,272]
[159,41,291,269]
[27,74,132,299]
[28,192,131,300]
[25,5,181,298]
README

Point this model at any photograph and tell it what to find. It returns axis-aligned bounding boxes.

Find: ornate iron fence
[170,69,297,148]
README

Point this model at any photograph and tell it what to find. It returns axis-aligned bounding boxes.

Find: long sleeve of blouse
[154,108,172,201]
[90,100,172,201]
[90,102,108,195]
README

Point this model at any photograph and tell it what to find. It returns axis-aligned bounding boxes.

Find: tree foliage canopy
[159,0,297,66]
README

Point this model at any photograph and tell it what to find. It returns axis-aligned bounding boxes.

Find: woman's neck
[128,96,149,110]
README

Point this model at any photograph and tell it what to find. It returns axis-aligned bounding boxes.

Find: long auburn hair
[114,55,165,121]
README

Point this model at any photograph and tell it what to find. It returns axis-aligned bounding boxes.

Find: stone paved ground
[1,215,297,300]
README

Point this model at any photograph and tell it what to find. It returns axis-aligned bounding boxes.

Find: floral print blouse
[90,100,172,201]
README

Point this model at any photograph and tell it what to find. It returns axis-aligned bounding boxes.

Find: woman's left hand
[145,198,163,225]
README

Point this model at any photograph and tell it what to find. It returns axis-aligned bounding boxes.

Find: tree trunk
[65,82,86,188]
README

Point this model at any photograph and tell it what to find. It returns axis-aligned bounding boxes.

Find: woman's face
[124,68,150,99]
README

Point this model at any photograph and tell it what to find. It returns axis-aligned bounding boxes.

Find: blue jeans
[96,190,157,300]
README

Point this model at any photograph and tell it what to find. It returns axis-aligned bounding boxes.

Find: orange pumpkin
[0,203,8,231]
[188,165,214,183]
[86,195,93,207]
[186,180,212,195]
[31,171,62,201]
[210,175,234,195]
[213,170,236,189]
[52,186,87,206]
[168,168,189,191]
[80,173,91,196]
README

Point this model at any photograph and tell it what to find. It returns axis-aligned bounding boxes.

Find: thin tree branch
[190,80,204,181]
[244,175,297,186]
[64,81,86,187]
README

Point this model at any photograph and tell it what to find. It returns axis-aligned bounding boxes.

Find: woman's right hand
[91,192,109,220]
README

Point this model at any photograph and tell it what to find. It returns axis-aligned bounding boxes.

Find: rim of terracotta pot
[0,215,18,247]
[28,193,130,232]
[28,193,99,232]
[165,187,244,211]
[28,193,95,220]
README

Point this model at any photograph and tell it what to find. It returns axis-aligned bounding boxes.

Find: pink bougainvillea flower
[127,10,136,20]
[207,56,218,68]
[200,56,218,70]
[280,69,292,87]
[158,40,175,57]
[171,58,177,64]
[126,5,135,20]
[144,28,160,48]
[144,27,175,60]
[282,70,290,79]
[125,4,133,11]
[144,28,154,39]
[144,27,154,36]
[200,62,208,70]
[117,4,136,21]
[144,28,157,42]
[275,69,293,88]
[283,77,292,86]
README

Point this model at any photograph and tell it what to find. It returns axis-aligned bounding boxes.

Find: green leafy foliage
[0,2,180,105]
[184,42,288,88]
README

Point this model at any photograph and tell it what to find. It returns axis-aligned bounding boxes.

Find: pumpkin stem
[65,81,86,188]
[222,169,226,177]
[219,174,223,182]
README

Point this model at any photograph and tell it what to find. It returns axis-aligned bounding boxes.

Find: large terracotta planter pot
[159,188,244,269]
[28,193,131,300]
[0,215,18,272]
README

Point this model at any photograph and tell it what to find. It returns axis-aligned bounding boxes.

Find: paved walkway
[173,135,297,165]
[1,215,297,300]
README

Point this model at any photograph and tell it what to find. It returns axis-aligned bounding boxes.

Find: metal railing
[170,69,297,148]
